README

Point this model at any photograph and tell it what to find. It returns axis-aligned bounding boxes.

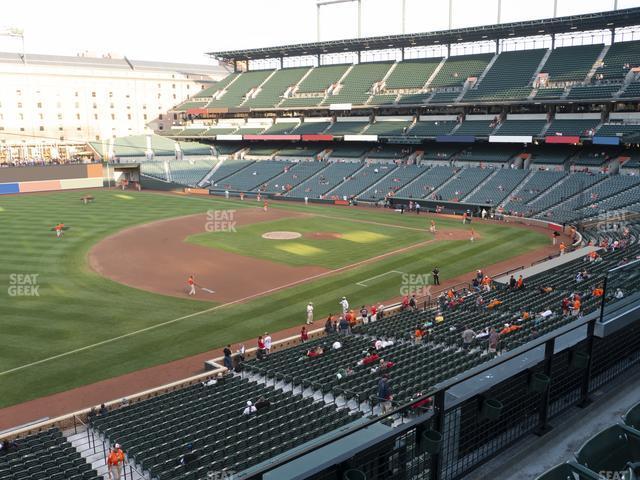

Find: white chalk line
[356,270,405,287]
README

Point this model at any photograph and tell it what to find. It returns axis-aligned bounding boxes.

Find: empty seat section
[286,161,362,198]
[434,167,493,201]
[541,44,604,83]
[358,164,427,201]
[330,163,397,199]
[595,39,640,81]
[429,53,494,89]
[546,119,599,136]
[386,58,442,89]
[454,120,496,136]
[324,121,368,136]
[323,62,393,106]
[244,67,310,108]
[408,121,456,137]
[217,160,293,191]
[365,120,412,136]
[465,49,546,101]
[494,119,546,136]
[207,70,274,108]
[262,122,301,135]
[465,169,529,205]
[396,165,456,199]
[255,161,327,193]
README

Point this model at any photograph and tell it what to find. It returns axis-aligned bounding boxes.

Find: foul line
[356,270,405,287]
[0,237,436,377]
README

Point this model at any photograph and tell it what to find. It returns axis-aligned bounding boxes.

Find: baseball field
[0,189,553,410]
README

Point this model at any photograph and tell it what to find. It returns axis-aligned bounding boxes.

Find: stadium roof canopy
[207,7,640,62]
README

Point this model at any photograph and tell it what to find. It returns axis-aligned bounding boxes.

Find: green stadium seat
[575,424,640,476]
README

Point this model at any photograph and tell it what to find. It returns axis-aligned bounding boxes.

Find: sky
[1,0,639,65]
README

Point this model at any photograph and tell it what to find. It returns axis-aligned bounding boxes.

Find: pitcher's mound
[262,231,302,240]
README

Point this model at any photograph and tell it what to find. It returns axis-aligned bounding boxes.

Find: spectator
[369,304,378,322]
[257,336,266,360]
[409,294,417,310]
[373,358,395,373]
[263,332,272,354]
[324,315,334,334]
[107,446,122,480]
[243,401,257,415]
[488,327,500,353]
[377,375,393,414]
[203,372,224,387]
[0,440,17,455]
[300,326,309,343]
[255,396,271,411]
[509,275,516,289]
[615,288,624,299]
[339,315,350,335]
[179,444,198,467]
[307,346,324,357]
[462,326,476,350]
[332,340,342,350]
[401,295,409,310]
[358,352,380,366]
[516,275,524,289]
[359,305,368,323]
[237,344,246,362]
[223,344,233,370]
[99,403,108,416]
[414,326,423,344]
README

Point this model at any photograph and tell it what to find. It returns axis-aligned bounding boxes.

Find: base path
[88,208,328,303]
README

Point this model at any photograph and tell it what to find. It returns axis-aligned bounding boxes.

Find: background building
[0,52,228,162]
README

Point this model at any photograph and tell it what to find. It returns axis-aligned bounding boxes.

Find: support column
[317,3,321,42]
[578,319,596,408]
[429,390,446,480]
[448,0,453,30]
[535,338,555,436]
[357,0,362,38]
[402,0,407,34]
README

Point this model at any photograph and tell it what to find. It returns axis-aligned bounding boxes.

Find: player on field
[54,222,65,238]
[187,275,196,296]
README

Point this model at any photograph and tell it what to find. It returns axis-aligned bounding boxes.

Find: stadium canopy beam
[206,7,640,64]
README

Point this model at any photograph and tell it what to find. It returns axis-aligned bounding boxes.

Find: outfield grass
[0,190,549,409]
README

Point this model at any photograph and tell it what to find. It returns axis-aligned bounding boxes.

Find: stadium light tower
[317,0,362,41]
[0,26,25,62]
[316,0,414,40]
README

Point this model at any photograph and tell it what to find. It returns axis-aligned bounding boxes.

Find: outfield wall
[0,164,103,194]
